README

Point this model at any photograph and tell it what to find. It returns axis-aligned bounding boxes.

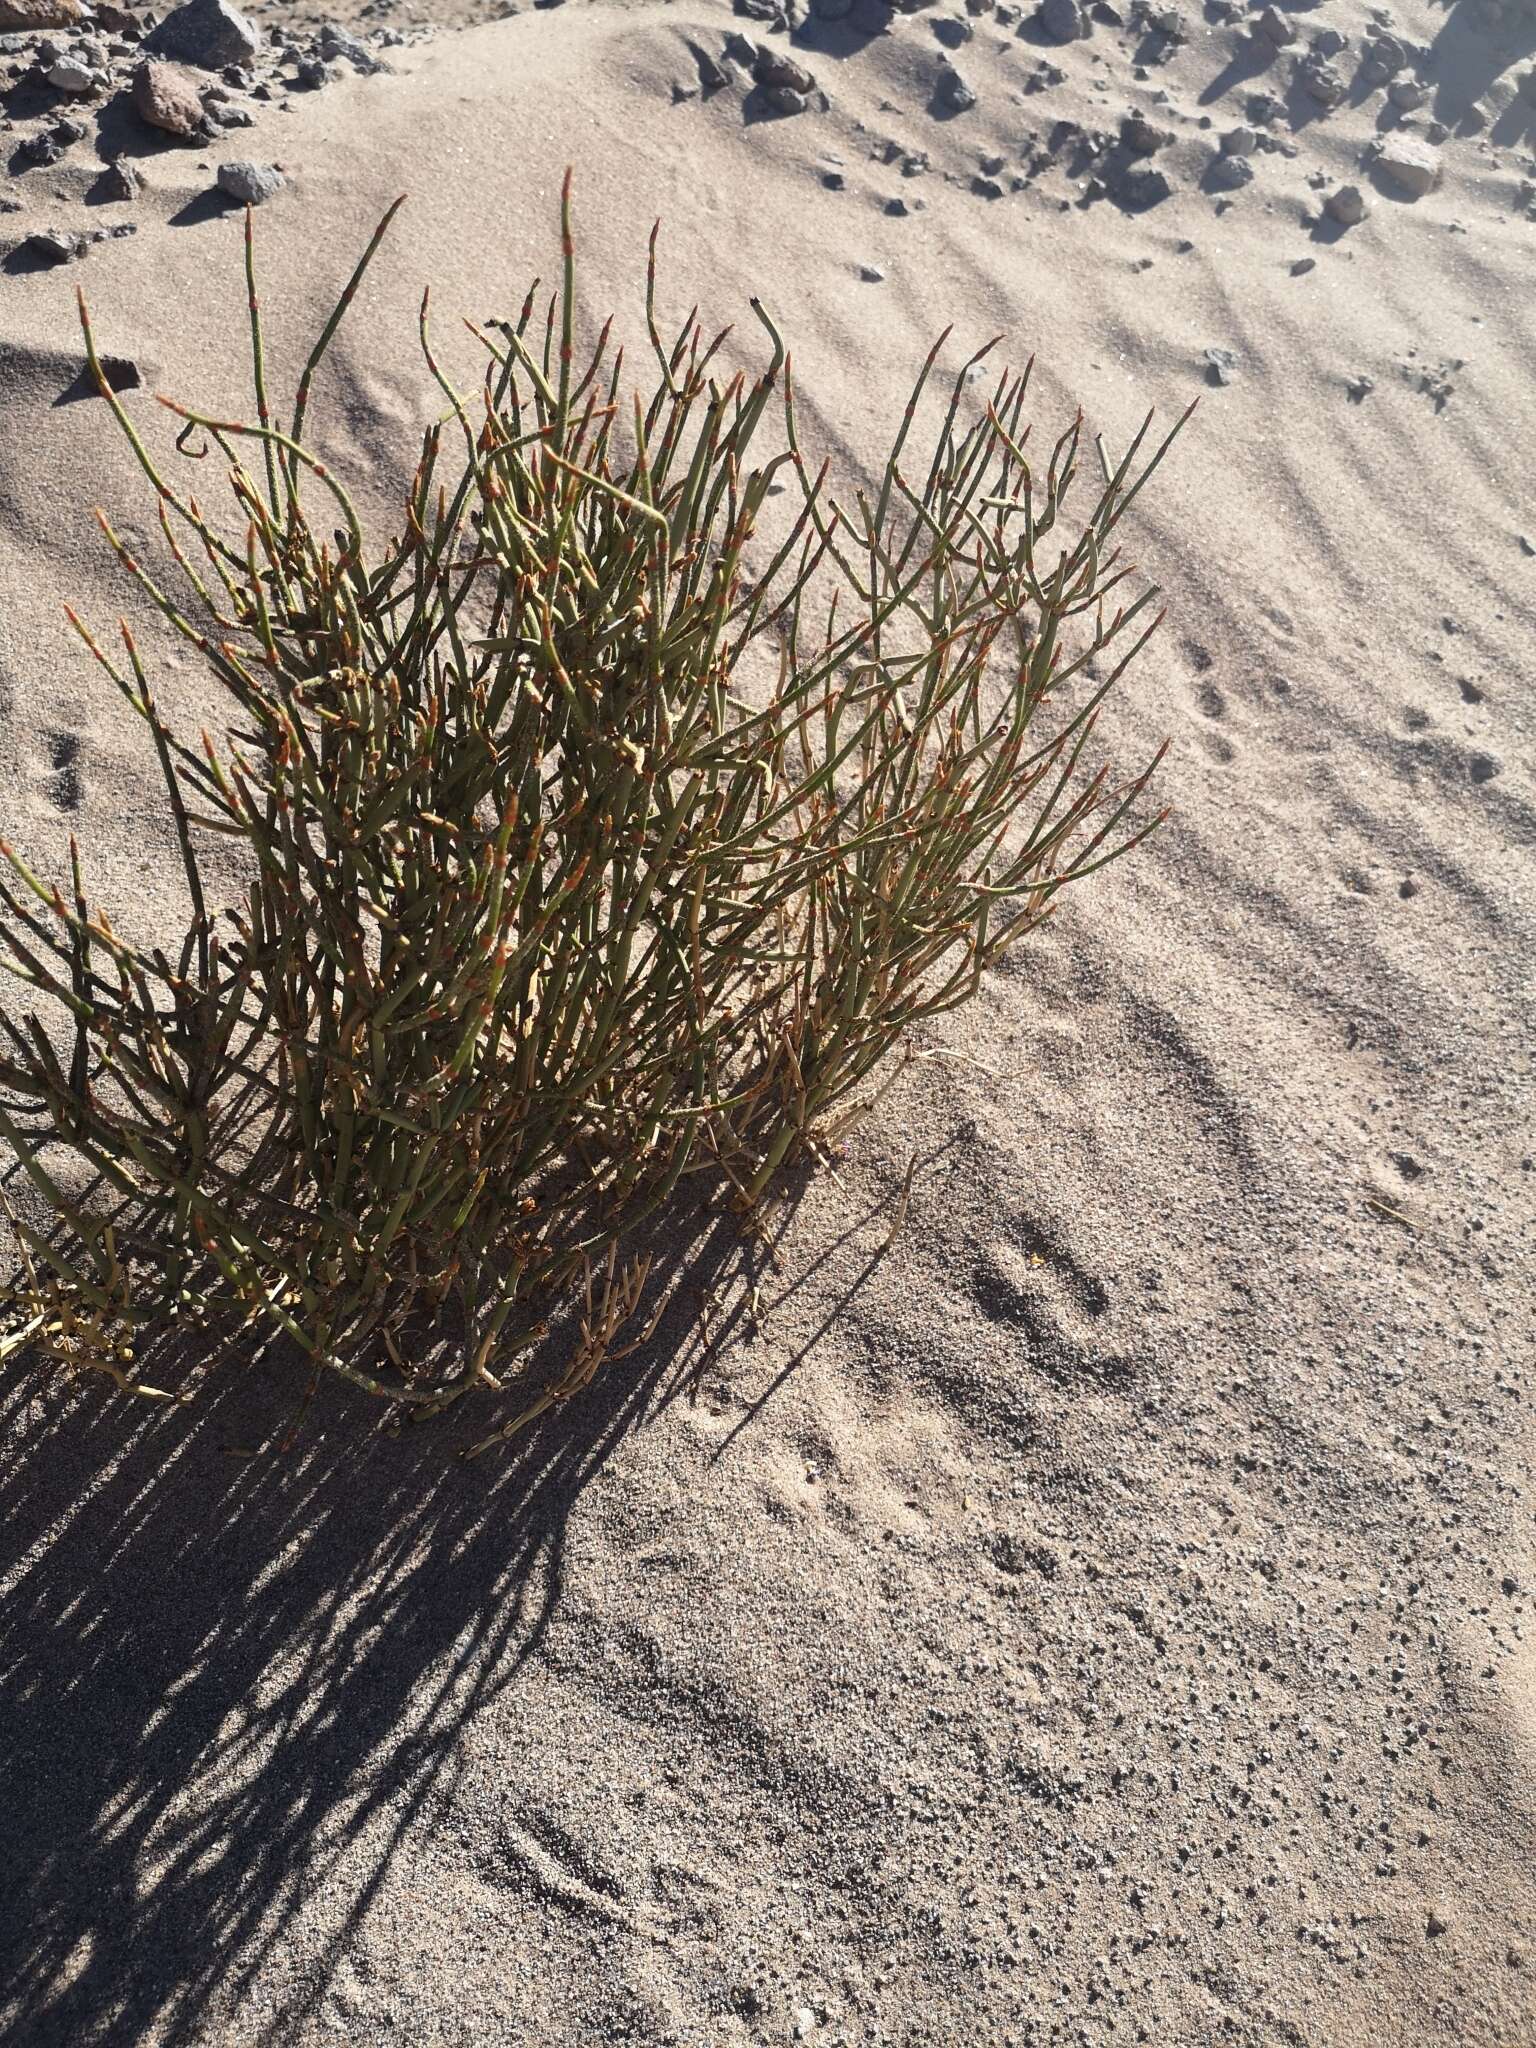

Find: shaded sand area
[1,0,1534,2041]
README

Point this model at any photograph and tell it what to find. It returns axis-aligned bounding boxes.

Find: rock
[316,21,388,71]
[765,84,807,112]
[1299,56,1346,105]
[27,226,85,263]
[972,173,1003,196]
[47,54,100,89]
[1204,345,1239,386]
[1120,111,1169,153]
[1312,25,1346,54]
[1345,372,1374,401]
[100,156,145,198]
[0,0,80,24]
[811,0,853,15]
[1291,255,1316,273]
[1518,64,1536,103]
[210,101,254,127]
[722,28,757,64]
[1253,4,1293,43]
[936,59,976,108]
[1222,123,1256,153]
[933,10,973,40]
[1325,181,1369,223]
[1426,1908,1452,1935]
[293,55,332,87]
[1246,90,1283,123]
[1388,76,1425,108]
[1151,3,1184,33]
[145,0,259,67]
[1117,161,1172,206]
[1378,136,1439,195]
[1208,151,1254,188]
[754,48,814,91]
[216,157,283,202]
[16,128,65,167]
[92,352,142,391]
[1364,31,1405,75]
[132,57,209,138]
[857,261,885,280]
[1038,0,1084,35]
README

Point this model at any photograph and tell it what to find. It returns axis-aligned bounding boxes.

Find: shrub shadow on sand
[0,1183,805,2047]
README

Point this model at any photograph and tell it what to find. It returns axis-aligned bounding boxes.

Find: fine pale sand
[1,1,1533,2042]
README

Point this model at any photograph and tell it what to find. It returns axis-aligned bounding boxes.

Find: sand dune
[2,0,1533,2040]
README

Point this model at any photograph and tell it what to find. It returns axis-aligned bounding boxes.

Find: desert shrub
[0,180,1184,1447]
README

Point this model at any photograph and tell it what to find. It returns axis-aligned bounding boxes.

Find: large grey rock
[1208,150,1254,188]
[216,158,284,203]
[26,225,84,264]
[1038,0,1084,37]
[145,0,259,70]
[1378,136,1440,194]
[47,55,101,90]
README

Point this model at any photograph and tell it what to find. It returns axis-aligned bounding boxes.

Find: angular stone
[753,48,814,91]
[1299,56,1346,106]
[1253,4,1293,42]
[27,226,84,263]
[1208,150,1254,188]
[145,0,259,70]
[1116,160,1173,207]
[47,55,100,89]
[1038,0,1084,36]
[216,157,284,202]
[132,56,209,138]
[1325,181,1368,224]
[100,156,146,199]
[317,22,388,73]
[1120,111,1169,154]
[936,59,977,107]
[1378,136,1439,195]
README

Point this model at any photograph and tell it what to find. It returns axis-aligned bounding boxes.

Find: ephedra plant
[0,180,1185,1449]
